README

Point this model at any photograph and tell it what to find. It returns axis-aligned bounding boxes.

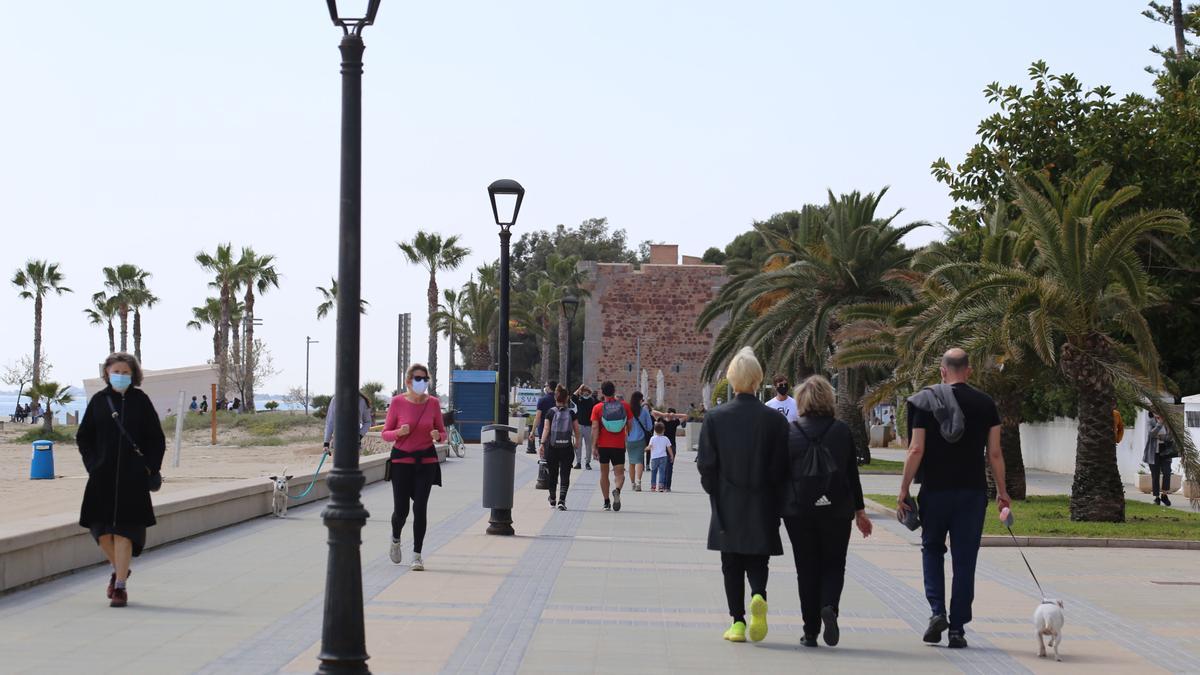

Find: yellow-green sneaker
[723,620,747,642]
[748,594,768,642]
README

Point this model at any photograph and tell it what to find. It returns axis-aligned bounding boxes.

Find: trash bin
[30,440,55,480]
[481,424,517,509]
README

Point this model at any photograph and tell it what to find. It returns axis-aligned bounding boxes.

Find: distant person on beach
[382,363,445,572]
[30,401,43,424]
[76,352,166,608]
[199,395,208,413]
[230,397,242,414]
[189,396,199,413]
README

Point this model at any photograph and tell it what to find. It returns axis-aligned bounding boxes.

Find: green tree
[433,288,463,375]
[187,298,223,366]
[944,167,1192,521]
[397,232,471,394]
[84,291,119,355]
[195,244,239,400]
[511,218,638,287]
[544,254,590,385]
[31,381,73,434]
[235,248,280,412]
[101,264,154,358]
[457,274,499,370]
[316,277,369,320]
[11,260,72,394]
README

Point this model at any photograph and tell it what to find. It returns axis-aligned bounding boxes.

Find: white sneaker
[410,553,424,571]
[389,539,403,564]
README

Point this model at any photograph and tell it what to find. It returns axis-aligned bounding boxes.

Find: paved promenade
[1,449,1197,674]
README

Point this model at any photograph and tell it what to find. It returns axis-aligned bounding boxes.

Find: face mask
[411,380,429,395]
[109,373,132,392]
[776,384,788,397]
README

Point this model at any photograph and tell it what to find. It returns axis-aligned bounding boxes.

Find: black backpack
[784,420,849,517]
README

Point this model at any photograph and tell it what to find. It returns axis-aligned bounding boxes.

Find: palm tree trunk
[427,274,439,394]
[1174,0,1186,58]
[1064,336,1125,522]
[32,295,43,391]
[835,368,870,464]
[133,309,143,362]
[244,289,256,413]
[448,327,457,375]
[987,389,1027,500]
[118,306,129,351]
[231,316,242,398]
[218,284,231,400]
[107,320,115,355]
[42,404,53,433]
[539,319,552,384]
[212,327,220,365]
[471,344,491,370]
[557,305,569,386]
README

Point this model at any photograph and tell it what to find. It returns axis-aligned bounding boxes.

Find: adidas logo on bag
[814,495,832,507]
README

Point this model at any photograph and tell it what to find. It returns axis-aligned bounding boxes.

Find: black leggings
[721,552,769,622]
[391,463,435,553]
[545,447,573,502]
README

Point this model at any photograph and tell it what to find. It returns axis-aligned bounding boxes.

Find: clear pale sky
[0,1,1169,398]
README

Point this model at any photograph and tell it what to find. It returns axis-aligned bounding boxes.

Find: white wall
[1019,411,1150,485]
[83,364,219,421]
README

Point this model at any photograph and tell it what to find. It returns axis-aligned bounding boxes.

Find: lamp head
[562,295,580,324]
[326,0,382,35]
[487,179,525,229]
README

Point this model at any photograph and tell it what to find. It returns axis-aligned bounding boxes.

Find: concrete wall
[83,364,220,421]
[1018,410,1186,485]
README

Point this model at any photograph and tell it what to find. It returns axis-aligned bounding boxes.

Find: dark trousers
[783,516,852,636]
[544,447,573,503]
[391,463,435,552]
[720,552,769,622]
[1150,457,1174,495]
[664,444,675,489]
[919,489,987,630]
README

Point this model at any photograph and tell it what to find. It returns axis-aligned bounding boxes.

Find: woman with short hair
[77,352,166,607]
[697,346,790,643]
[382,363,446,571]
[780,375,871,648]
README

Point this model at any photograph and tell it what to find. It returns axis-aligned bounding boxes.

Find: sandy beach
[0,415,332,525]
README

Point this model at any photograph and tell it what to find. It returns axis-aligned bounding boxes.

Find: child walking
[648,422,675,492]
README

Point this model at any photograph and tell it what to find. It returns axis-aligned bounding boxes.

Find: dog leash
[1004,523,1048,602]
[286,451,328,500]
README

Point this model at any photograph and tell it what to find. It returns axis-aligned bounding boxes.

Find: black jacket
[77,386,166,529]
[778,416,866,521]
[697,393,789,555]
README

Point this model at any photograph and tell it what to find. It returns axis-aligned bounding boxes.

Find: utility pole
[397,313,411,393]
[306,336,319,416]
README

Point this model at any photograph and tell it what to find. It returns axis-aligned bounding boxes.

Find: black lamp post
[561,295,579,394]
[319,1,380,673]
[486,178,524,536]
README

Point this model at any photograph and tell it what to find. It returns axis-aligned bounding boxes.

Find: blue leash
[287,451,328,500]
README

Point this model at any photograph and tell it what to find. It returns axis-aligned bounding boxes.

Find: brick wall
[579,258,728,411]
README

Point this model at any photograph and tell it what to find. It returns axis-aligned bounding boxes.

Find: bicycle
[443,408,467,458]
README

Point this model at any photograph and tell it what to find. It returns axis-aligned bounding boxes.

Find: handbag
[536,460,551,490]
[104,395,162,492]
[385,399,433,482]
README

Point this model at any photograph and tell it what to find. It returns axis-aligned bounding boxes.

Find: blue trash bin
[30,440,55,480]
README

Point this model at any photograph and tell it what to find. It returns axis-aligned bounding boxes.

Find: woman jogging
[780,375,871,647]
[625,391,654,491]
[382,363,446,571]
[77,353,166,607]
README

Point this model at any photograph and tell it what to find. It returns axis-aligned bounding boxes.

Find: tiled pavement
[1,449,1198,674]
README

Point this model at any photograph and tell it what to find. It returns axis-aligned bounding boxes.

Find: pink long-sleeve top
[381,394,446,464]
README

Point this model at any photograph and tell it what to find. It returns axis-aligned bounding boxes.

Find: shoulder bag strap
[104,395,145,459]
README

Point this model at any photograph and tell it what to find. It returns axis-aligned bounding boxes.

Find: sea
[1,390,303,424]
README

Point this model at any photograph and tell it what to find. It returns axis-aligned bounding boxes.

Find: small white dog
[269,471,293,518]
[1033,599,1065,661]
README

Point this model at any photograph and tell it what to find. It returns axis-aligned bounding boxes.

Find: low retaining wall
[0,454,389,593]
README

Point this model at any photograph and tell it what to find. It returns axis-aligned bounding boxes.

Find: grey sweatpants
[577,424,593,466]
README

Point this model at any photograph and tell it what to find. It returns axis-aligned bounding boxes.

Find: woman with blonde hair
[697,346,789,644]
[779,375,871,648]
[381,363,446,571]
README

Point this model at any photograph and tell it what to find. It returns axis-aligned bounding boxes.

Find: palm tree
[124,268,157,362]
[526,279,560,382]
[544,254,590,385]
[944,166,1192,521]
[316,277,368,320]
[101,264,152,354]
[433,288,464,375]
[457,275,499,369]
[397,232,471,394]
[195,244,238,400]
[83,291,119,355]
[187,298,223,365]
[12,260,72,393]
[235,248,280,413]
[31,381,73,434]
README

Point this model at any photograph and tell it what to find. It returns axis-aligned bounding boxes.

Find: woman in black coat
[779,375,872,648]
[77,353,165,607]
[697,347,789,644]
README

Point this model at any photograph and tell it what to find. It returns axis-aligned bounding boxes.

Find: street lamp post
[561,295,579,395]
[319,1,380,673]
[486,178,525,536]
[306,336,320,417]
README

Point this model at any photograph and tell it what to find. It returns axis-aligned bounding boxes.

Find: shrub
[264,401,280,411]
[16,426,77,444]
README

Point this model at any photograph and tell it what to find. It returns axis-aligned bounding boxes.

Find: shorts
[597,447,625,466]
[626,437,647,465]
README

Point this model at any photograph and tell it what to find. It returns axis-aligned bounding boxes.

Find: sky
[0,1,1171,399]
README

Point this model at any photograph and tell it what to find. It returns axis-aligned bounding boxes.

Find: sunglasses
[412,375,429,382]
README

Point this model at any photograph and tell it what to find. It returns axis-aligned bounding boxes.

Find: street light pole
[306,336,319,417]
[319,2,380,673]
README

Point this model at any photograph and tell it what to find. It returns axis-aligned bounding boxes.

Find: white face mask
[411,380,429,395]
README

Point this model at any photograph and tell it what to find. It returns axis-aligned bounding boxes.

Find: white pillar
[655,369,665,408]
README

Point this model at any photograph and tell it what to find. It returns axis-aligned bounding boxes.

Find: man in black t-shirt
[897,348,1010,650]
[652,408,688,491]
[531,381,557,454]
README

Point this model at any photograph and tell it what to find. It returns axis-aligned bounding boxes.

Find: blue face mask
[411,379,429,395]
[109,373,132,392]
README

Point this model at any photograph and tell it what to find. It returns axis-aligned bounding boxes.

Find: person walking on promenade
[780,375,872,648]
[572,384,599,470]
[897,348,1010,649]
[765,375,799,423]
[381,363,446,571]
[698,346,789,644]
[530,381,557,454]
[540,386,580,510]
[323,391,374,456]
[647,422,674,492]
[625,391,653,491]
[76,353,166,608]
[652,408,688,491]
[590,381,632,512]
[1144,412,1177,506]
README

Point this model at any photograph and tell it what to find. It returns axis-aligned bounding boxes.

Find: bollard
[30,440,55,480]
[481,424,518,535]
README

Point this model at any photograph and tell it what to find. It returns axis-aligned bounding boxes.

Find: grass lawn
[859,459,904,474]
[864,494,1200,541]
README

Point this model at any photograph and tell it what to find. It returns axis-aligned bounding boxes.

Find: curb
[861,497,1200,551]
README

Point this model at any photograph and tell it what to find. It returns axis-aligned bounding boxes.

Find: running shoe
[110,587,128,608]
[723,621,746,642]
[747,594,768,642]
[557,502,567,511]
[410,553,424,572]
[603,501,611,511]
[613,487,622,512]
[389,538,403,564]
